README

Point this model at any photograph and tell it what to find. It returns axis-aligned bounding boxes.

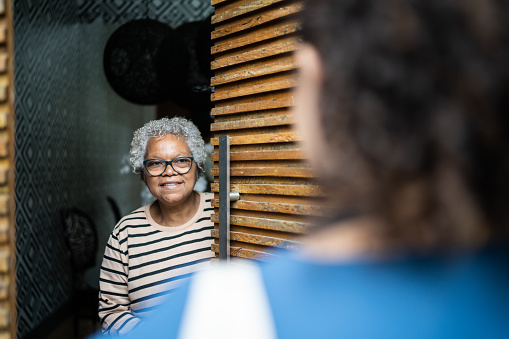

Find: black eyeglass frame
[143,156,195,176]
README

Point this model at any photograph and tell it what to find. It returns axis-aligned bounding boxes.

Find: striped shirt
[98,192,215,335]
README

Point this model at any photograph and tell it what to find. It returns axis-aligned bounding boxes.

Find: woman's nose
[162,163,177,176]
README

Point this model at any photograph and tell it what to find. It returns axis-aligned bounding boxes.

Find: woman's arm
[98,231,141,335]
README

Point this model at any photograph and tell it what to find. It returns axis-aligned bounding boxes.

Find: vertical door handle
[218,136,240,262]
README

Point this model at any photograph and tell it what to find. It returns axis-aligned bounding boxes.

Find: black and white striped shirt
[98,192,215,335]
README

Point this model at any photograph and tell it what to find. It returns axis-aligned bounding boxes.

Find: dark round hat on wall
[103,19,189,105]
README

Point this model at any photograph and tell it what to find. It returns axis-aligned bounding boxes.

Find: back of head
[301,0,509,251]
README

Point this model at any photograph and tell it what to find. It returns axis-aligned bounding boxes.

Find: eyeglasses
[143,157,194,176]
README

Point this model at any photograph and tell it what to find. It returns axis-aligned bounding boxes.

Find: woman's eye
[149,160,164,167]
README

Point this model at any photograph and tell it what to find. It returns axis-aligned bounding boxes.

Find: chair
[61,207,99,337]
[106,196,122,224]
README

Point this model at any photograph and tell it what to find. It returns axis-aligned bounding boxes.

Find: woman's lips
[160,182,182,189]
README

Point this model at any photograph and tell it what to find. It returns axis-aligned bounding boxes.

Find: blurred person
[98,117,215,335]
[93,0,509,337]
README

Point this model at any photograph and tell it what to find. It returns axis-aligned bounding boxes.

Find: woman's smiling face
[143,134,198,209]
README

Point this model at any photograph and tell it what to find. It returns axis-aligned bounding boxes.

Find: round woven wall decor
[103,19,189,105]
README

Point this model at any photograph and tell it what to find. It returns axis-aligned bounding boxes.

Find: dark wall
[13,0,213,336]
[13,1,151,337]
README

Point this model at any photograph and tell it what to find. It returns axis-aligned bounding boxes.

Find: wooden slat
[0,247,8,273]
[211,183,323,197]
[0,163,7,186]
[211,35,301,70]
[211,108,291,121]
[212,214,311,233]
[0,195,7,215]
[212,0,286,25]
[212,1,303,40]
[0,303,8,328]
[0,53,7,74]
[211,0,231,6]
[211,166,312,178]
[212,91,295,115]
[211,229,299,249]
[212,19,301,54]
[211,112,294,131]
[0,275,8,300]
[212,72,297,101]
[212,198,327,216]
[212,54,297,86]
[0,20,5,45]
[211,131,299,145]
[211,243,275,261]
[217,141,302,153]
[0,219,7,244]
[211,149,304,161]
[212,124,294,137]
[0,111,7,129]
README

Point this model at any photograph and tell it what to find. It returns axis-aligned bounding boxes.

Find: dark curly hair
[302,0,509,250]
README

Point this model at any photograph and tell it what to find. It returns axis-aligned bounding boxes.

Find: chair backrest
[106,196,122,224]
[61,207,98,273]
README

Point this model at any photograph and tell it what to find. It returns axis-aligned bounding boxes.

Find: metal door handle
[218,136,240,262]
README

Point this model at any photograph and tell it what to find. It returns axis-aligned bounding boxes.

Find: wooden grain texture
[212,1,303,40]
[0,247,8,273]
[211,0,231,6]
[212,54,297,86]
[211,183,323,197]
[212,197,327,216]
[211,213,312,233]
[211,243,275,261]
[1,3,14,336]
[0,304,8,329]
[212,0,286,24]
[211,111,294,131]
[211,166,312,178]
[211,0,320,262]
[211,131,300,145]
[211,229,299,249]
[0,112,7,129]
[211,149,304,161]
[211,35,301,70]
[212,19,301,54]
[0,53,7,74]
[212,72,297,101]
[0,278,7,302]
[212,88,295,114]
[0,21,5,45]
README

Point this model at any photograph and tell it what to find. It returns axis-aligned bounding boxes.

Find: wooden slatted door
[210,0,323,261]
[0,0,16,337]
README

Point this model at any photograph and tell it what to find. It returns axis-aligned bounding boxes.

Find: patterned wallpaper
[78,0,214,27]
[13,0,212,337]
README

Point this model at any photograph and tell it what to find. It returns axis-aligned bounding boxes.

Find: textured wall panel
[78,0,213,27]
[12,0,158,337]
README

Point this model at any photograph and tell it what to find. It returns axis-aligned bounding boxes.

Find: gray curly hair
[130,117,207,177]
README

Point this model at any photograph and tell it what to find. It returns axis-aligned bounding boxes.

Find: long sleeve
[98,230,141,335]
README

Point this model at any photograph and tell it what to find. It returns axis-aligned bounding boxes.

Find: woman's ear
[295,43,323,90]
[294,43,329,174]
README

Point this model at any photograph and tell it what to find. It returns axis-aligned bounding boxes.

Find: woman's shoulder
[111,205,150,234]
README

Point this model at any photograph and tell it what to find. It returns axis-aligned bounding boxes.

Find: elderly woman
[98,117,215,335]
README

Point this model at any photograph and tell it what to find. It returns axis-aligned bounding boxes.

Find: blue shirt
[90,246,509,338]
